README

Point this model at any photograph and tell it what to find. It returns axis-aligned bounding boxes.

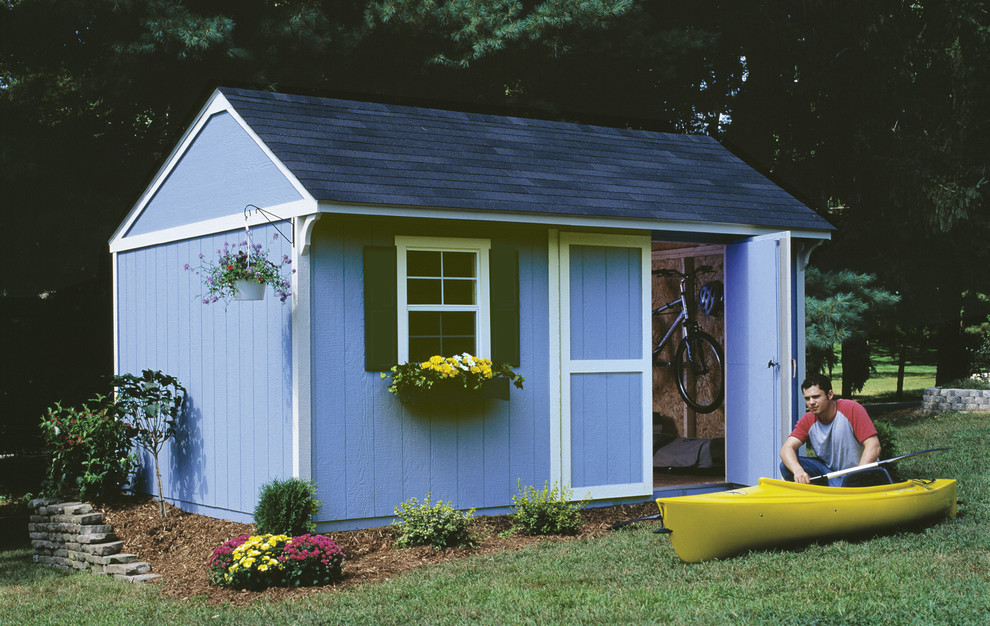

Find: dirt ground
[96,496,659,606]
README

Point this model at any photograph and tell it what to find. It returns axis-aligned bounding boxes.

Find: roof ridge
[214,86,832,232]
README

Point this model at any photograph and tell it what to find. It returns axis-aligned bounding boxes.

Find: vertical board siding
[115,225,293,521]
[124,112,303,237]
[569,373,643,488]
[311,217,550,528]
[564,239,648,494]
[569,245,641,360]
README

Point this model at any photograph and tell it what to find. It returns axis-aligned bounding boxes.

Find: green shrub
[38,397,137,502]
[511,480,590,535]
[392,494,474,549]
[254,478,321,536]
[942,377,990,390]
[208,532,345,590]
[873,419,901,481]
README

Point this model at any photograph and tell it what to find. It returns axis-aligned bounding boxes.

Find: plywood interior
[652,241,726,487]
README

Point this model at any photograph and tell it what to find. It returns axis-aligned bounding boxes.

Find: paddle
[810,447,952,482]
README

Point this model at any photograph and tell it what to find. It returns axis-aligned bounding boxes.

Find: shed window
[397,237,491,363]
[363,239,519,371]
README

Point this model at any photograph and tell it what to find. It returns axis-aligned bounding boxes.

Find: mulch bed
[96,496,658,606]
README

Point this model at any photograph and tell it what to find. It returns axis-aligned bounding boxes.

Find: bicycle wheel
[674,331,725,413]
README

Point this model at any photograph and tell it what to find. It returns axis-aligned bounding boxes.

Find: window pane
[442,311,476,336]
[407,250,441,277]
[443,251,476,278]
[409,311,442,335]
[410,338,442,362]
[443,279,475,305]
[444,336,475,356]
[408,278,441,304]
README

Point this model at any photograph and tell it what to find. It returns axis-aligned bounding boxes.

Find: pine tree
[805,267,900,394]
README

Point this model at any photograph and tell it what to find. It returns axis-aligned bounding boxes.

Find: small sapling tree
[112,370,186,518]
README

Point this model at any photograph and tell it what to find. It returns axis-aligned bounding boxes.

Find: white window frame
[395,236,492,363]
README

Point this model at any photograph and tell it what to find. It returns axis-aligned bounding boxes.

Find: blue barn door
[724,233,794,486]
[554,232,652,500]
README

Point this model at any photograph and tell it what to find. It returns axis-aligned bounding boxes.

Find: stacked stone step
[29,498,160,584]
[922,387,990,413]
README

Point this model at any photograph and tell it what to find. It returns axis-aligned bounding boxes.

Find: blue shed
[109,87,833,529]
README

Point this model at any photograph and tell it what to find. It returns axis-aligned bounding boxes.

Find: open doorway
[652,241,726,488]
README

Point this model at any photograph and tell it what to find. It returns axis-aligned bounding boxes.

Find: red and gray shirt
[789,398,878,472]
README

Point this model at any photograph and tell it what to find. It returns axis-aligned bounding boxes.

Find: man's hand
[780,436,811,483]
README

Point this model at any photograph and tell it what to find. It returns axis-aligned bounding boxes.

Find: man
[779,374,882,487]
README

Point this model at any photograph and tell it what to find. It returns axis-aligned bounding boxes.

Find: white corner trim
[292,220,314,481]
[111,252,119,376]
[547,229,563,487]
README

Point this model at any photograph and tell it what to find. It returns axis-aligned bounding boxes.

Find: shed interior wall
[651,241,727,488]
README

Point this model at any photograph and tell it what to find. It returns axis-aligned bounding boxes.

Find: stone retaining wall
[921,387,990,413]
[29,498,159,584]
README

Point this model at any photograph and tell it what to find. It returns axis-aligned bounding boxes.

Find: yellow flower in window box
[381,353,524,403]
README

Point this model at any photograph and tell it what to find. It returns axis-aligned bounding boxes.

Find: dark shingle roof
[219,87,832,232]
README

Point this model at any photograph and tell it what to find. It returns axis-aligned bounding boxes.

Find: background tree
[804,267,900,394]
[726,0,990,385]
[111,370,186,519]
[3,0,989,452]
[2,0,739,450]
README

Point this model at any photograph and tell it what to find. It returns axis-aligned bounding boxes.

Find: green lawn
[2,411,988,624]
[832,346,937,402]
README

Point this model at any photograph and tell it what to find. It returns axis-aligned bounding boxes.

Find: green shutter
[364,246,398,371]
[490,247,520,366]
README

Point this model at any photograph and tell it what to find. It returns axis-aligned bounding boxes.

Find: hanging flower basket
[233,279,266,301]
[185,228,294,305]
[381,354,524,404]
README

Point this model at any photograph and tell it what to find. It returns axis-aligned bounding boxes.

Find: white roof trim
[316,200,833,241]
[109,90,316,249]
[110,198,317,253]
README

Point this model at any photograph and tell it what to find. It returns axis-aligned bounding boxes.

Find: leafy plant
[38,397,137,502]
[208,533,290,590]
[208,532,345,590]
[111,370,186,519]
[381,353,524,397]
[280,534,346,587]
[392,494,475,549]
[254,477,321,536]
[872,419,902,481]
[185,228,293,304]
[968,316,990,379]
[511,480,590,535]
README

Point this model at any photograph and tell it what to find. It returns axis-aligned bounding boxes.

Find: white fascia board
[109,90,317,251]
[109,198,317,253]
[316,200,833,241]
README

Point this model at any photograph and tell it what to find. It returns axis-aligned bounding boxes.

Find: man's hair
[801,373,833,393]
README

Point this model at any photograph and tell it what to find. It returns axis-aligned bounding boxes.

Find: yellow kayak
[656,478,957,562]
